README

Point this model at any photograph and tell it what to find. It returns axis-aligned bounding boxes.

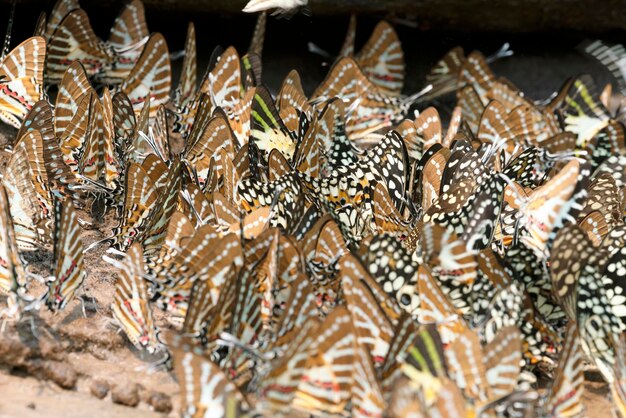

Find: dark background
[1,0,625,108]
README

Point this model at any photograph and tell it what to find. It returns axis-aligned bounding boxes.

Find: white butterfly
[242,0,309,17]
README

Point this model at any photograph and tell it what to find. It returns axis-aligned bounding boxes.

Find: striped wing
[341,254,394,366]
[107,243,159,352]
[351,342,385,418]
[482,326,522,401]
[138,161,183,258]
[543,323,585,417]
[582,40,626,94]
[112,163,159,251]
[154,228,242,316]
[101,87,122,188]
[293,306,357,415]
[556,75,611,146]
[4,130,54,248]
[44,0,79,40]
[521,159,588,258]
[167,332,246,418]
[54,60,92,137]
[46,196,85,311]
[121,33,171,115]
[445,327,490,403]
[176,23,197,107]
[103,0,149,84]
[260,317,320,413]
[46,9,112,82]
[0,37,45,128]
[250,85,296,164]
[423,46,466,100]
[459,51,495,101]
[399,324,448,380]
[112,91,137,147]
[355,20,404,95]
[185,112,237,186]
[0,184,25,296]
[200,46,242,109]
[18,101,80,202]
[248,12,266,56]
[416,264,468,345]
[109,0,149,50]
[78,93,106,183]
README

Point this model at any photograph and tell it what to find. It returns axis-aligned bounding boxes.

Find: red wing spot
[0,84,32,108]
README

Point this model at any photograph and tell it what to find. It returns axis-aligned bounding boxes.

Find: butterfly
[248,12,266,57]
[361,233,420,314]
[86,160,181,256]
[420,46,466,102]
[249,85,296,165]
[242,0,309,17]
[312,57,424,139]
[4,130,54,248]
[354,20,405,95]
[54,60,92,136]
[46,8,112,83]
[42,0,79,40]
[540,323,585,417]
[18,100,84,204]
[0,183,26,309]
[165,331,249,417]
[581,40,626,96]
[514,159,590,258]
[175,23,197,108]
[121,33,171,115]
[43,196,86,311]
[290,306,357,415]
[550,225,624,379]
[0,37,45,128]
[100,0,150,84]
[104,243,160,353]
[340,254,395,365]
[151,226,243,317]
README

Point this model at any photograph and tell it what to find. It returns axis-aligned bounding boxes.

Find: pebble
[148,391,173,413]
[42,361,77,389]
[90,379,110,399]
[111,382,140,407]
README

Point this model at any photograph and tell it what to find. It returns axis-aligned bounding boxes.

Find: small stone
[27,403,35,410]
[148,391,173,413]
[0,334,31,367]
[111,382,140,407]
[90,380,109,399]
[43,361,77,389]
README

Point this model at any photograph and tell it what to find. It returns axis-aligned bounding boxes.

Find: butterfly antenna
[486,42,514,64]
[1,0,16,62]
[402,84,434,108]
[307,42,333,59]
[170,49,185,60]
